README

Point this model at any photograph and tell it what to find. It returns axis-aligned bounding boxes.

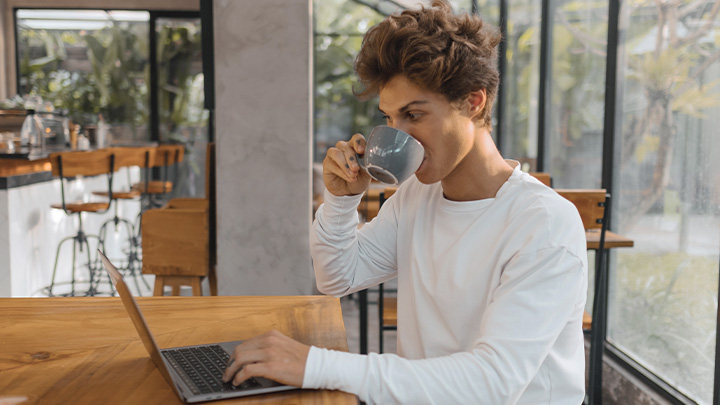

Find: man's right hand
[322,133,372,196]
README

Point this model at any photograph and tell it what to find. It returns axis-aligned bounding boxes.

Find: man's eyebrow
[378,100,430,115]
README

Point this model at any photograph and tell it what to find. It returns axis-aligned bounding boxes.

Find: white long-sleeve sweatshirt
[306,164,588,404]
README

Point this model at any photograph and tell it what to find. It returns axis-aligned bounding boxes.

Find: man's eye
[408,112,422,120]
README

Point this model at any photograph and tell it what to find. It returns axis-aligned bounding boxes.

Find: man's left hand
[222,330,311,387]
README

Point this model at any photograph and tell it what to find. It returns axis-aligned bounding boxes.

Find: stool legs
[153,275,204,296]
[98,202,151,295]
[47,218,103,297]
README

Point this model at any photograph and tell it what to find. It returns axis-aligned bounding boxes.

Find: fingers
[221,330,310,388]
[349,133,366,155]
[222,347,265,383]
[324,147,358,182]
[322,133,372,196]
[223,349,267,385]
[325,133,367,180]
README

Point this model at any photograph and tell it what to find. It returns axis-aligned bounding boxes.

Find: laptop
[98,250,296,403]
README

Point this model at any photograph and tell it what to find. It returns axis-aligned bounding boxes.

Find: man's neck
[441,130,514,202]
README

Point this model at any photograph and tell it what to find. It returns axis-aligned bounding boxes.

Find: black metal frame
[200,0,215,143]
[495,0,507,152]
[716,257,720,405]
[536,0,553,172]
[587,192,610,405]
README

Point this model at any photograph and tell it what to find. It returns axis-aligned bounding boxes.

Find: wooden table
[585,228,634,249]
[0,296,356,404]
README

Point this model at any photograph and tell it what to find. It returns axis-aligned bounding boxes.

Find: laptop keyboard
[162,345,263,395]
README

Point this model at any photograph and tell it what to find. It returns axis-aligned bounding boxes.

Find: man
[224,1,588,403]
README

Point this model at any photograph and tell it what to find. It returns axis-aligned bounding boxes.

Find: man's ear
[466,89,487,119]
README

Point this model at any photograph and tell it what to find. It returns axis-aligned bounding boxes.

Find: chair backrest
[151,144,184,168]
[49,149,115,213]
[555,189,607,230]
[109,146,154,169]
[49,149,115,178]
[529,172,552,187]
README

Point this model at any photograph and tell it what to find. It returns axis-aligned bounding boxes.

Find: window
[154,15,208,197]
[501,1,541,170]
[606,1,720,403]
[15,9,208,198]
[545,0,607,189]
[16,10,150,140]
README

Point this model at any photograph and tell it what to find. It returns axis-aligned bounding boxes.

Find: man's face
[378,75,477,185]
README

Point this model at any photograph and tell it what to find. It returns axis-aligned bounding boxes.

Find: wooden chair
[141,143,217,296]
[46,149,115,297]
[93,146,155,294]
[555,189,610,405]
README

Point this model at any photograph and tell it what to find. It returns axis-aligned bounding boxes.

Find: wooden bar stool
[45,150,115,297]
[93,146,154,294]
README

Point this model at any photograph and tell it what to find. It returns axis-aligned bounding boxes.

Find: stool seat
[93,190,141,199]
[132,180,173,194]
[51,202,111,213]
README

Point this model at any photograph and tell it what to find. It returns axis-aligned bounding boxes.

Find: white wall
[214,0,314,295]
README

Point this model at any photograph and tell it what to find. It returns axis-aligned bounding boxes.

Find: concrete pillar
[213,0,314,295]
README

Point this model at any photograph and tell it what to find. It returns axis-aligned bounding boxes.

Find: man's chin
[414,172,437,185]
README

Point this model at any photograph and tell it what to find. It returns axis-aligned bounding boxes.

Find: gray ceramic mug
[359,125,424,185]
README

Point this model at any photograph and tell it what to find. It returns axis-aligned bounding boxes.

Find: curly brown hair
[354,0,502,129]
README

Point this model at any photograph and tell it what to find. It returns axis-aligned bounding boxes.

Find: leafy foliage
[18,20,149,128]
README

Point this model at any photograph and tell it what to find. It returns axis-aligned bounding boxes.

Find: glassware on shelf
[19,109,45,152]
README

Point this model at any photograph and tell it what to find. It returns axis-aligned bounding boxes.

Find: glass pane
[503,1,541,171]
[546,0,607,188]
[608,2,720,403]
[155,17,208,198]
[313,0,386,163]
[16,9,150,143]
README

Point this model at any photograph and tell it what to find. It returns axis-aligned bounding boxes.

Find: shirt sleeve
[310,189,400,297]
[302,246,587,405]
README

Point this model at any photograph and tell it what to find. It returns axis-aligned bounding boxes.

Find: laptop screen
[98,250,176,386]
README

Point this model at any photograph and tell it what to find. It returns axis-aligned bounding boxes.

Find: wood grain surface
[0,296,355,405]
